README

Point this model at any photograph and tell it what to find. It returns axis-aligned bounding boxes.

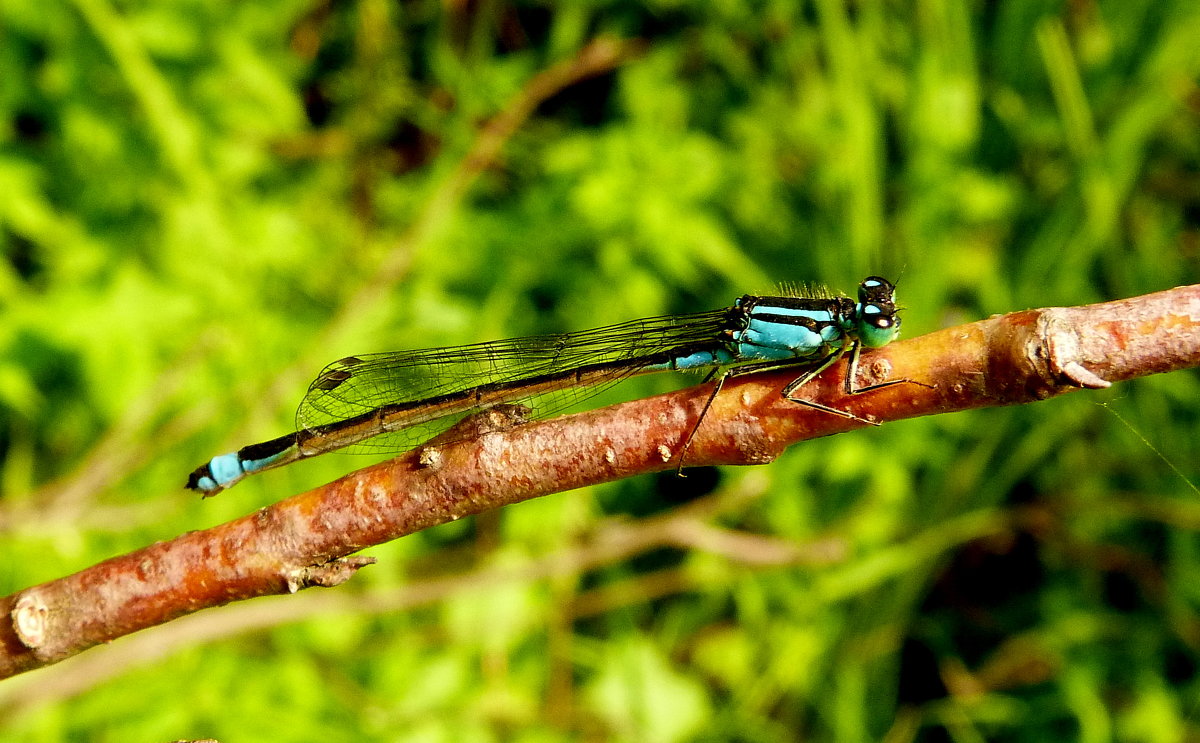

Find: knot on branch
[285,557,377,593]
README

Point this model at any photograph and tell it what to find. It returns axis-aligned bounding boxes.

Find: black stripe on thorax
[746,312,838,329]
[740,294,855,314]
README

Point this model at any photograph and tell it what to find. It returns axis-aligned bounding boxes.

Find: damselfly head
[855,276,902,348]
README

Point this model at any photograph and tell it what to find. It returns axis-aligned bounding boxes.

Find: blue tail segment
[186,434,298,495]
[185,276,905,495]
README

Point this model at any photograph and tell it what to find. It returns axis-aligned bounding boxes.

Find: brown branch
[2,283,1198,679]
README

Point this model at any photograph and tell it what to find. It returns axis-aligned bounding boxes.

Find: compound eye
[859,276,894,301]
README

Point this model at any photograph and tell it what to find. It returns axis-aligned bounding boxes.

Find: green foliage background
[2,0,1199,740]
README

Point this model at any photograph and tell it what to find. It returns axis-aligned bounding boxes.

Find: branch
[2,283,1197,679]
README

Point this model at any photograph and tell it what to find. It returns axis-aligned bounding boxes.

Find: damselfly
[187,277,908,495]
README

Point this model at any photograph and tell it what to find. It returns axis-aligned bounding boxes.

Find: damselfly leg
[676,341,920,473]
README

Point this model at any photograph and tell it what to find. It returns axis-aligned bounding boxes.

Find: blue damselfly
[187,277,907,495]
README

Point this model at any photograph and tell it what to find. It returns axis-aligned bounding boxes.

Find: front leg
[676,344,918,472]
[776,344,881,425]
[675,356,838,473]
[780,341,921,424]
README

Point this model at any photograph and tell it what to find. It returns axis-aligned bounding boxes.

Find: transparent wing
[295,308,734,452]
